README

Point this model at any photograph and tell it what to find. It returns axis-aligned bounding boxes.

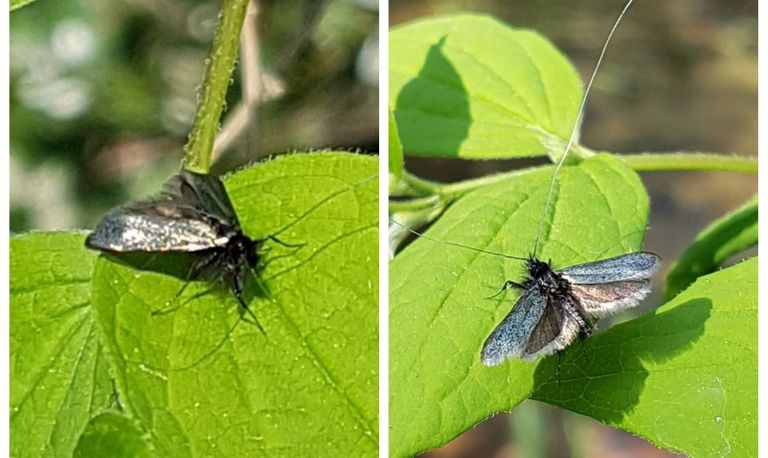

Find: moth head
[526,256,551,279]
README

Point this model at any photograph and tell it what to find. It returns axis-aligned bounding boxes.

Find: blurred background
[10,0,378,232]
[391,0,756,457]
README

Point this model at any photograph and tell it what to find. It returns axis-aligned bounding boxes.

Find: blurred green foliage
[10,0,378,232]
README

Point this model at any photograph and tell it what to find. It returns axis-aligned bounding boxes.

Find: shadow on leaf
[530,297,712,423]
[101,251,271,305]
[394,36,470,157]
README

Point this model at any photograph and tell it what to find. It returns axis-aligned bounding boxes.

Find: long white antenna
[532,0,635,256]
[391,219,527,261]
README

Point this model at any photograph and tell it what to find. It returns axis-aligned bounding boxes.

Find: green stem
[401,166,540,201]
[391,152,756,217]
[439,167,539,198]
[622,152,757,175]
[401,172,440,196]
[389,195,441,213]
[391,167,538,215]
[183,0,250,174]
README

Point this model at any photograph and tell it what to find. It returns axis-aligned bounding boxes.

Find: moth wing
[558,252,660,284]
[481,286,547,366]
[521,294,584,360]
[521,299,563,356]
[570,280,651,318]
[125,171,240,228]
[85,211,226,252]
[177,171,240,227]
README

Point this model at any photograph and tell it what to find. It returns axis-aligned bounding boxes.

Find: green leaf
[10,0,38,12]
[389,154,649,456]
[11,152,378,457]
[534,257,757,457]
[90,152,378,456]
[665,195,757,299]
[390,13,583,159]
[10,232,114,457]
[389,109,404,178]
[74,412,152,458]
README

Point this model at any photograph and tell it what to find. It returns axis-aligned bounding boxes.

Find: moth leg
[486,280,526,300]
[229,266,267,335]
[152,251,221,316]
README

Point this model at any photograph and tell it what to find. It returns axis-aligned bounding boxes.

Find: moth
[85,170,278,332]
[391,0,658,366]
[474,0,659,365]
[480,252,660,366]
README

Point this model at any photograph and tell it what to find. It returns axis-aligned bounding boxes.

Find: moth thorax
[226,232,260,268]
[211,226,238,247]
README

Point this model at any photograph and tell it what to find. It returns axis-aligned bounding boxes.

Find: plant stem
[622,152,757,175]
[401,166,539,201]
[391,152,757,217]
[183,0,250,174]
[389,195,442,213]
[391,167,538,215]
[401,172,440,196]
[439,167,538,198]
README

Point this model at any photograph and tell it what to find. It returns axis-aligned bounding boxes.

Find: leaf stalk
[183,0,250,174]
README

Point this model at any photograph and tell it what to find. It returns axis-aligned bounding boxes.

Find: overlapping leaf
[665,195,757,299]
[390,14,582,159]
[534,257,756,457]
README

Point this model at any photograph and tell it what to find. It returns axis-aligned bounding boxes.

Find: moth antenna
[269,173,376,238]
[391,218,527,261]
[532,0,635,256]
